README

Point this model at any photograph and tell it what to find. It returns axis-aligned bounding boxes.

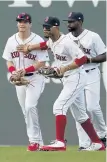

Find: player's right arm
[29,41,48,51]
[6,61,16,74]
[2,39,16,74]
[17,41,49,54]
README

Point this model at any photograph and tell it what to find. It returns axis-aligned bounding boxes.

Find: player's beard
[44,35,49,39]
[44,31,50,39]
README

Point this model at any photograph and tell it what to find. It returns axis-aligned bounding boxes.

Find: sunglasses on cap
[43,24,52,30]
[43,24,58,30]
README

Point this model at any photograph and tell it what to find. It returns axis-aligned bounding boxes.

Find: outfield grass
[0,146,106,162]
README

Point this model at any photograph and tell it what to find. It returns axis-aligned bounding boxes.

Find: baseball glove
[12,77,30,86]
[38,67,63,79]
[10,73,30,86]
[10,71,21,82]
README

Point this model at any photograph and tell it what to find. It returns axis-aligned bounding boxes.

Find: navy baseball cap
[63,12,84,22]
[43,16,60,27]
[16,13,32,23]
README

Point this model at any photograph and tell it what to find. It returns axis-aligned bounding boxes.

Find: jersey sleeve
[2,39,12,61]
[93,33,106,55]
[65,38,85,59]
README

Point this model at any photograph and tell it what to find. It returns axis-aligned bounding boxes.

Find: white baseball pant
[53,70,89,124]
[72,68,106,148]
[15,74,45,146]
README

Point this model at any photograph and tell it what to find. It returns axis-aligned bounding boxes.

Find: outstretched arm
[17,41,48,54]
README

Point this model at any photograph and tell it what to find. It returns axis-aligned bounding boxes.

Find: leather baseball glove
[10,72,30,86]
[38,67,63,79]
[12,77,30,86]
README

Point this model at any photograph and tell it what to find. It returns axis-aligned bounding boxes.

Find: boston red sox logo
[68,12,72,18]
[55,54,67,61]
[17,12,26,19]
[45,17,49,22]
[26,16,29,20]
[74,40,91,55]
[11,51,37,60]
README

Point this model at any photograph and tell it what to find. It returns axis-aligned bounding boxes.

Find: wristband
[25,65,36,73]
[8,66,16,73]
[75,56,87,66]
[40,41,48,50]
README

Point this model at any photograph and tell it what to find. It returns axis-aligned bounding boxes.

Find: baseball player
[17,16,105,151]
[2,13,49,151]
[63,12,106,150]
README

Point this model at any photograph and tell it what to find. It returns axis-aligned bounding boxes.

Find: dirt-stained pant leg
[16,74,45,146]
[53,71,89,123]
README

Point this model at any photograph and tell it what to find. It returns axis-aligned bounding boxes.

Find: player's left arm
[88,34,106,63]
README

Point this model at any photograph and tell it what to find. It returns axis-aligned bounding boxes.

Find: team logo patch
[17,13,26,19]
[68,12,72,18]
[45,17,49,22]
[26,16,29,20]
[17,15,21,19]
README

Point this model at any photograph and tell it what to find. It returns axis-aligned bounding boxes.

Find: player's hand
[59,66,66,75]
[16,44,29,54]
[10,71,21,82]
[12,77,30,86]
[17,69,26,77]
